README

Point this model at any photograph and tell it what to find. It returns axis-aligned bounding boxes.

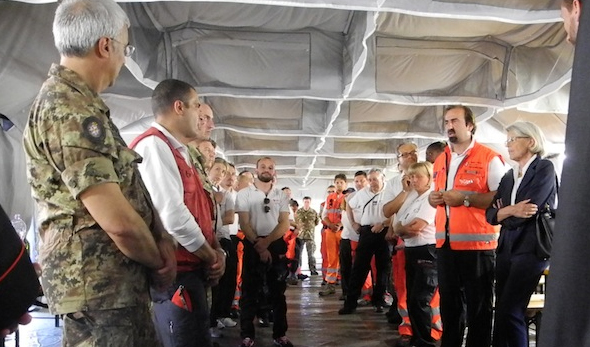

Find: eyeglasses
[109,37,135,57]
[263,197,270,213]
[505,136,529,145]
[398,150,417,158]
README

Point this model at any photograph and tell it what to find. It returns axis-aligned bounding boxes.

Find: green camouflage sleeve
[57,113,120,198]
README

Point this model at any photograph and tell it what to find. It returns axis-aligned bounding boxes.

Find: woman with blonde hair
[486,121,557,347]
[391,161,440,347]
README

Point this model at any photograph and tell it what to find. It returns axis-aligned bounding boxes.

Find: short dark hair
[334,173,347,182]
[303,196,311,200]
[444,105,477,135]
[152,79,195,117]
[563,0,581,10]
[289,199,299,207]
[354,171,367,178]
[281,187,290,191]
[256,156,274,168]
[427,141,446,152]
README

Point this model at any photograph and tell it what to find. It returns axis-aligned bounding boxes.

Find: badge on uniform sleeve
[82,116,106,144]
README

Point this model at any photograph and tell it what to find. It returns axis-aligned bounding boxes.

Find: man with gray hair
[339,168,395,315]
[23,1,175,345]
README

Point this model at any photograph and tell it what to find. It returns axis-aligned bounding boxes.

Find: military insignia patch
[82,116,106,144]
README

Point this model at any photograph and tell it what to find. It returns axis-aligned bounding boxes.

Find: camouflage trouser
[62,304,160,347]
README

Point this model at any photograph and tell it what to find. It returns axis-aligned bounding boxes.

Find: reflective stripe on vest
[433,142,503,250]
[325,192,346,224]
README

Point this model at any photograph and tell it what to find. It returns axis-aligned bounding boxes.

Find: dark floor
[2,275,539,347]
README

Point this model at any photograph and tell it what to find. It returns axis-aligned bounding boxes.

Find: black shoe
[310,270,319,276]
[338,306,356,315]
[297,274,309,280]
[374,305,384,313]
[386,306,402,325]
[338,294,346,301]
[321,280,327,286]
[396,335,412,347]
[258,317,270,327]
[230,309,240,319]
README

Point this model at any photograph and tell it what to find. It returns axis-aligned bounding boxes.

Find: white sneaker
[218,317,237,327]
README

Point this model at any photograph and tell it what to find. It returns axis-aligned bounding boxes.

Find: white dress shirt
[133,122,206,252]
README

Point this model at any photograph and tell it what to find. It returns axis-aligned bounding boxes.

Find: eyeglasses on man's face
[263,197,271,213]
[398,150,417,158]
[109,37,135,57]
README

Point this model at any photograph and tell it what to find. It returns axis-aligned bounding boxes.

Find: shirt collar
[50,64,108,114]
[513,154,537,179]
[151,122,186,152]
[451,137,476,157]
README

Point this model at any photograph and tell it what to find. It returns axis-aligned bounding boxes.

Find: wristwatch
[463,194,471,207]
[217,248,228,259]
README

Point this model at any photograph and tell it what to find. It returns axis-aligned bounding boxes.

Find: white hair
[53,0,129,57]
[506,121,547,157]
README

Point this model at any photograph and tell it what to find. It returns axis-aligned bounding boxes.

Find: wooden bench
[526,293,545,346]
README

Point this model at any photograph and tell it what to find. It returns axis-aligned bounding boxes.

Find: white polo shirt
[341,192,365,241]
[217,188,237,240]
[384,173,405,199]
[394,188,436,247]
[235,184,289,237]
[348,184,396,226]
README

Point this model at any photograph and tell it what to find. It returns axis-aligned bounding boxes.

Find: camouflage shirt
[23,64,156,315]
[295,207,320,240]
[188,145,214,195]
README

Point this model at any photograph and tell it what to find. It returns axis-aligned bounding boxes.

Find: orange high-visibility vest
[433,142,502,250]
[324,192,345,224]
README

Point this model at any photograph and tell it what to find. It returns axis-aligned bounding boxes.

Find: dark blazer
[486,156,557,255]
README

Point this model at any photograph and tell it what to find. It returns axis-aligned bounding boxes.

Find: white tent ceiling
[0,0,572,218]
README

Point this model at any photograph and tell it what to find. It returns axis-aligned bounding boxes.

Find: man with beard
[235,157,293,347]
[428,105,504,347]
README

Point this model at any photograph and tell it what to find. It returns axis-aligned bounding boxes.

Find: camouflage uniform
[188,146,213,195]
[295,207,320,272]
[23,64,159,346]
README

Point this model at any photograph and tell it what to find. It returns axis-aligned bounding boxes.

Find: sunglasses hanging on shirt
[263,197,271,213]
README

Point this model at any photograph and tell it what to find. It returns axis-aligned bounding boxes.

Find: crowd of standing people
[1,1,573,347]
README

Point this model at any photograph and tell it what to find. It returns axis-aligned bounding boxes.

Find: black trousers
[210,237,238,326]
[405,245,438,347]
[339,238,353,297]
[240,238,288,340]
[437,247,495,347]
[343,226,391,308]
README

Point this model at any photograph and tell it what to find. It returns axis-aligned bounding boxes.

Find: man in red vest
[131,79,226,347]
[428,105,505,347]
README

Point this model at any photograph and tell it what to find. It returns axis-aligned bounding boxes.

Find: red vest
[433,142,502,250]
[130,127,214,272]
